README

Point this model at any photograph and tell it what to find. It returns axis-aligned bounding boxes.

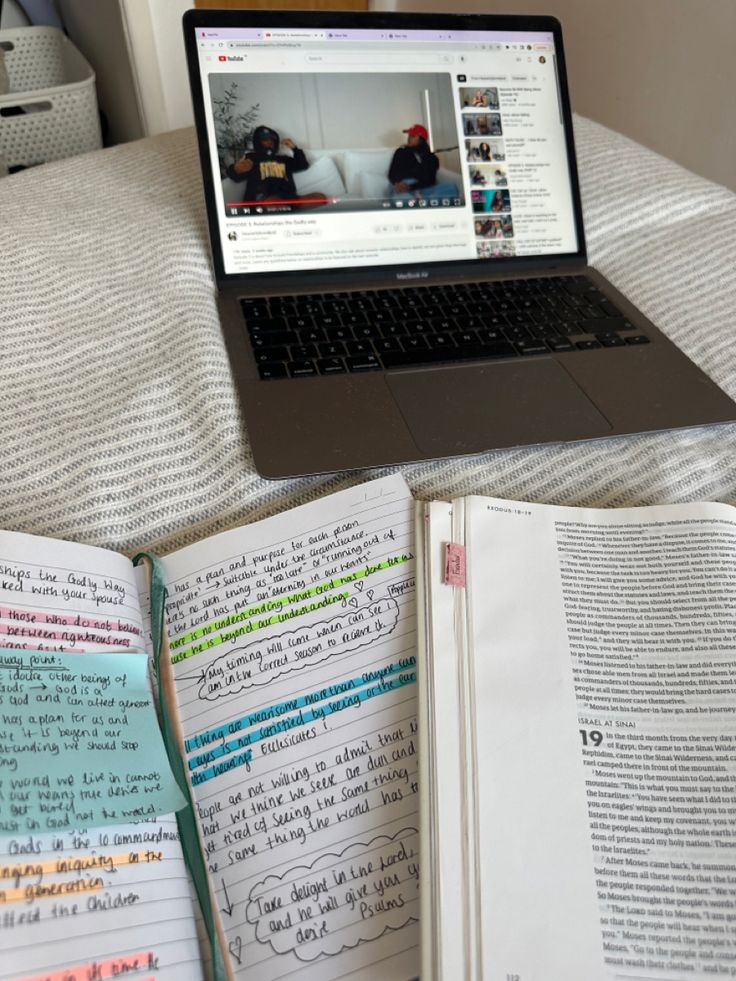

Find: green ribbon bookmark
[133,551,227,981]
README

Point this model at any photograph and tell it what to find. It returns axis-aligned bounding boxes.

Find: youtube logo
[218,55,227,61]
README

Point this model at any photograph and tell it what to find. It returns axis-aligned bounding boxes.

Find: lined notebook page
[162,475,420,981]
[0,530,145,655]
[0,819,203,981]
[0,531,204,981]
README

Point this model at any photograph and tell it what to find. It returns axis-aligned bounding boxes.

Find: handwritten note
[0,649,185,836]
[0,530,144,654]
[12,957,155,981]
[0,819,204,981]
[189,595,402,699]
[0,532,202,979]
[160,475,421,980]
[246,828,419,961]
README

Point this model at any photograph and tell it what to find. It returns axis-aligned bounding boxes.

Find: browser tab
[260,30,327,40]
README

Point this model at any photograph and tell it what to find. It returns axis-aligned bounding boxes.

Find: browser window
[193,27,578,275]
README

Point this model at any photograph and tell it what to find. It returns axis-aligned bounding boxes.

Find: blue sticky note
[0,648,186,835]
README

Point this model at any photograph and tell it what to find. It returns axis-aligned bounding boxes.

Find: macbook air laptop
[183,9,736,479]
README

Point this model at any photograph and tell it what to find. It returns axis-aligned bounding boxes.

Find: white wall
[209,71,458,157]
[49,0,736,192]
[58,0,145,145]
[119,0,191,135]
[0,0,30,28]
[60,0,192,140]
[373,0,736,192]
[142,0,195,131]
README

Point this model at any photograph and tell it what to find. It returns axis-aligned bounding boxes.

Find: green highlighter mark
[169,555,410,664]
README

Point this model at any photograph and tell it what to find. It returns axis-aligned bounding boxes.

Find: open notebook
[0,475,418,981]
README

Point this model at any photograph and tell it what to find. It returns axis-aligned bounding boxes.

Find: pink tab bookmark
[444,542,466,587]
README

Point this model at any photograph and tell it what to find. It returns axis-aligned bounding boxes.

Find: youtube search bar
[304,52,454,65]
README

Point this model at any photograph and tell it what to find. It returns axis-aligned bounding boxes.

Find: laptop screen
[188,19,580,279]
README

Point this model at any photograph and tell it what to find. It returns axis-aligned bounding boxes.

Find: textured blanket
[1,117,735,555]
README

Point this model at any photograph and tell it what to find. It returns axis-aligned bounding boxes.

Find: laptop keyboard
[240,275,651,380]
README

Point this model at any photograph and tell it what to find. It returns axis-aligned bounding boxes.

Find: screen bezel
[182,8,587,292]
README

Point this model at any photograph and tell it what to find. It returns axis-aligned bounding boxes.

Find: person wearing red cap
[388,124,441,198]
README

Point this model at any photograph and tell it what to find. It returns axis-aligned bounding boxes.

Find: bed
[1,114,735,555]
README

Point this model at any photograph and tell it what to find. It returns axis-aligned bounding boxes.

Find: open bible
[1,475,419,981]
[418,495,736,981]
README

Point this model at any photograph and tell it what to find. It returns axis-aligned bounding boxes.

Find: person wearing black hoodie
[388,124,439,195]
[226,125,319,204]
[388,123,459,203]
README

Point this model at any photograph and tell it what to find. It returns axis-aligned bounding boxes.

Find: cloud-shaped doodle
[245,828,419,961]
[198,598,400,700]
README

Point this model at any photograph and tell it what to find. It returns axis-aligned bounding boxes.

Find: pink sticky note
[444,543,466,587]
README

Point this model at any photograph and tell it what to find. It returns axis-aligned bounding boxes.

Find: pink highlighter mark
[444,543,466,587]
[0,623,133,648]
[12,954,156,981]
[0,606,142,634]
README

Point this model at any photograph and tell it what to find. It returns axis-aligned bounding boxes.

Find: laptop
[183,9,736,479]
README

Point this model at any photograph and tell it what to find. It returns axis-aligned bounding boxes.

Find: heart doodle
[355,581,364,592]
[348,597,359,608]
[228,936,243,966]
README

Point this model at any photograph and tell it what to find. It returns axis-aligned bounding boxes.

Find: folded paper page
[0,649,186,836]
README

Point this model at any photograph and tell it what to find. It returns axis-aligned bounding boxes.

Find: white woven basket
[0,26,101,169]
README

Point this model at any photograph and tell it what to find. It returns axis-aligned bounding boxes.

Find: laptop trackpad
[387,359,612,454]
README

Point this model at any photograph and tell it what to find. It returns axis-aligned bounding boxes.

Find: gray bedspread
[1,116,735,555]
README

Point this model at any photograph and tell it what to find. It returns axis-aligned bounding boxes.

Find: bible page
[416,501,469,981]
[438,497,736,981]
[161,475,419,981]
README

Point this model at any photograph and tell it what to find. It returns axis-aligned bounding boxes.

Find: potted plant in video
[212,81,259,174]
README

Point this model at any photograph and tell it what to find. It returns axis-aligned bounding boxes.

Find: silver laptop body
[183,9,736,478]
